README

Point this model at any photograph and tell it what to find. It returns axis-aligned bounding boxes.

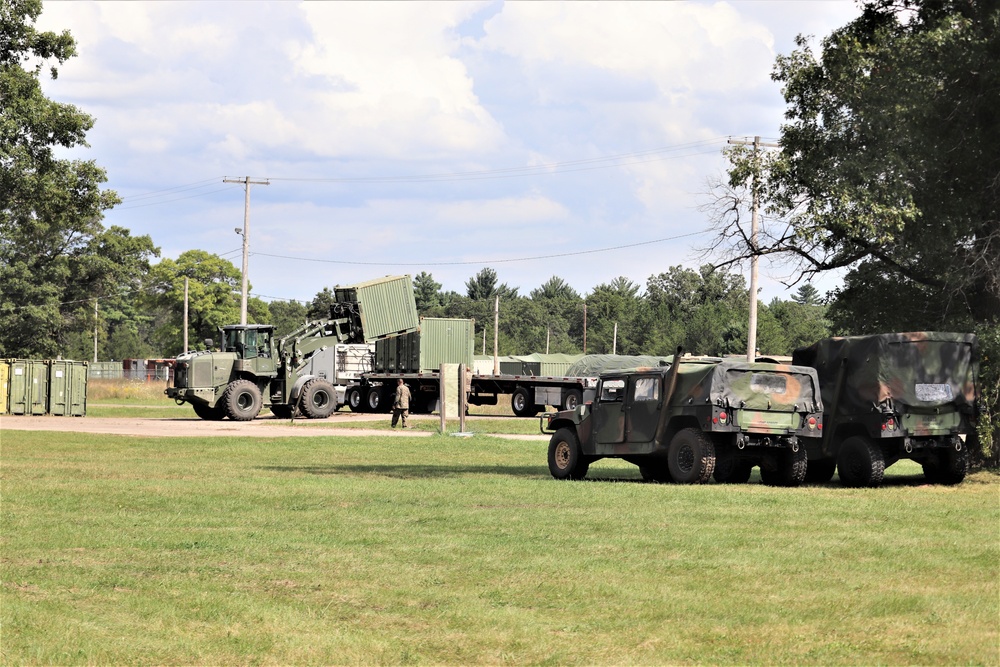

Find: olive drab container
[8,359,49,415]
[48,360,88,416]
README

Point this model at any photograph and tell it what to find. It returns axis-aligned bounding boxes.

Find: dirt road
[0,413,547,440]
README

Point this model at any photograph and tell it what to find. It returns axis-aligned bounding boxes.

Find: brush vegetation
[2,429,997,665]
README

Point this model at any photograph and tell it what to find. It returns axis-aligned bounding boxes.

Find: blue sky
[37,1,861,305]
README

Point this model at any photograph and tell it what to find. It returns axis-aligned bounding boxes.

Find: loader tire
[300,379,336,419]
[223,380,263,421]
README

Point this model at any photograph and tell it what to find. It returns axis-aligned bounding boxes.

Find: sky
[35,0,862,306]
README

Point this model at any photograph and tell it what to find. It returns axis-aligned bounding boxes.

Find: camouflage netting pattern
[792,332,978,413]
[670,359,823,412]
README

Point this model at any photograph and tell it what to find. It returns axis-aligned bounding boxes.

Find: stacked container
[3,359,88,416]
[374,318,475,373]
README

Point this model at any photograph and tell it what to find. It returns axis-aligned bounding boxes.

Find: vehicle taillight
[807,416,817,430]
[719,411,728,424]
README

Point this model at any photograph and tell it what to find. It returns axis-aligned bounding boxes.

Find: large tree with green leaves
[0,0,158,358]
[730,0,1000,324]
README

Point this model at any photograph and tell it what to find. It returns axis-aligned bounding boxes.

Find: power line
[251,230,710,267]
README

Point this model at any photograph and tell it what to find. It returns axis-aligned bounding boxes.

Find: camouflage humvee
[792,332,979,487]
[542,356,824,485]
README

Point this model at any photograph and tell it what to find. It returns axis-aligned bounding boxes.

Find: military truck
[542,354,824,485]
[792,332,979,487]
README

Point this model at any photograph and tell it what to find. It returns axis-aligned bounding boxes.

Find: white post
[613,322,618,355]
[183,276,189,354]
[492,295,499,375]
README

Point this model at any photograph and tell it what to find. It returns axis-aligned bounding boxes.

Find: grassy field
[2,427,997,665]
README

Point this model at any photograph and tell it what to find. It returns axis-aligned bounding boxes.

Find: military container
[374,331,420,373]
[537,353,585,377]
[88,361,124,379]
[48,360,88,416]
[792,332,979,487]
[421,318,475,371]
[334,275,419,342]
[0,359,10,414]
[8,359,49,415]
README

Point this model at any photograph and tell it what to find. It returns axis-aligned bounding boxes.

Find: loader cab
[221,325,277,374]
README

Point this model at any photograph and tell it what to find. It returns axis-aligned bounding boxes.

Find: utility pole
[183,276,189,354]
[93,298,98,363]
[582,303,587,354]
[224,176,269,325]
[727,136,779,362]
[492,296,500,375]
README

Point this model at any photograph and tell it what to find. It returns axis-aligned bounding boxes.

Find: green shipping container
[419,318,475,371]
[49,360,88,416]
[0,359,9,414]
[335,275,420,342]
[9,359,48,415]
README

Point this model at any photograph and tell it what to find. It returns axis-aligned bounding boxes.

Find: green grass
[2,430,997,665]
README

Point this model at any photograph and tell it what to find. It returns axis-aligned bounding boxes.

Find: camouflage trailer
[791,332,979,487]
[542,355,824,485]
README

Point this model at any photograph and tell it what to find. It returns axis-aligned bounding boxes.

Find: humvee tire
[922,446,969,485]
[548,428,589,480]
[667,427,715,484]
[713,449,753,484]
[760,447,807,487]
[837,436,885,487]
[223,379,263,421]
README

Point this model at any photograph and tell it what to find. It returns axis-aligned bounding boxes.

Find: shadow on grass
[259,463,646,482]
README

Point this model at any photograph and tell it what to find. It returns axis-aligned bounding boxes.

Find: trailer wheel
[300,379,336,419]
[192,402,226,421]
[223,379,263,421]
[804,458,837,484]
[346,386,364,412]
[760,447,807,487]
[562,389,583,411]
[836,436,885,488]
[666,428,715,484]
[511,388,539,417]
[366,387,385,413]
[548,428,588,480]
[922,446,968,486]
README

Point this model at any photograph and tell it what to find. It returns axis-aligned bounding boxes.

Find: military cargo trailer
[346,317,597,415]
[542,357,824,485]
[792,332,979,487]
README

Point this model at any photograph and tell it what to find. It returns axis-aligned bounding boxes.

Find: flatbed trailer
[344,372,599,417]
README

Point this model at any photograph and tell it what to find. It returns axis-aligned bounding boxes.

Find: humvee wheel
[346,387,364,412]
[922,445,968,485]
[837,436,885,488]
[223,379,263,421]
[713,450,752,484]
[760,447,807,487]
[804,458,837,484]
[548,428,588,480]
[192,402,226,421]
[512,388,539,417]
[667,428,716,484]
[301,379,337,419]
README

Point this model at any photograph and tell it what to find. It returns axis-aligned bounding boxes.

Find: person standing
[392,378,411,429]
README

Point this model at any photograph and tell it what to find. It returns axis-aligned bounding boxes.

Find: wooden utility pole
[183,276,189,354]
[582,303,587,354]
[492,296,500,375]
[727,136,779,362]
[223,176,269,325]
[612,322,618,355]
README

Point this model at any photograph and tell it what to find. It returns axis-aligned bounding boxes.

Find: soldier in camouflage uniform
[392,378,412,428]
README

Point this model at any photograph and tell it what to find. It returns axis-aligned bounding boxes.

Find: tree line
[1,0,996,462]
